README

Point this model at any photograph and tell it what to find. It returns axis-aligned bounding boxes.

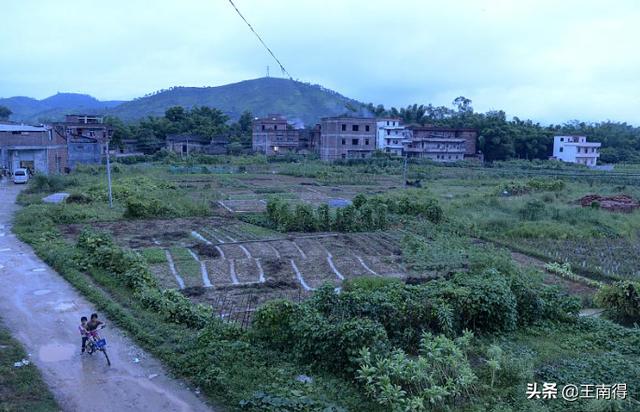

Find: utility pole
[106,140,113,208]
[402,155,408,188]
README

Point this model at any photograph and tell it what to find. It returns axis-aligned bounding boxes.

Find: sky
[2,0,639,125]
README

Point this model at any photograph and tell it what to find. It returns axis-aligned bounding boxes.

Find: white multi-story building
[376,118,411,156]
[552,135,601,166]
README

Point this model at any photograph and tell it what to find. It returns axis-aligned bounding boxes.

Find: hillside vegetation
[1,78,369,126]
[107,77,370,125]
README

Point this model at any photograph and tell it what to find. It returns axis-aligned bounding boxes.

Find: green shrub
[239,391,346,412]
[594,281,640,324]
[357,331,476,411]
[28,174,74,192]
[253,299,390,375]
[448,270,518,333]
[65,192,92,204]
[124,196,173,218]
[342,277,402,292]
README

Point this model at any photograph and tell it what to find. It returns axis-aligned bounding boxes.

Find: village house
[52,114,113,169]
[252,114,300,156]
[115,138,143,157]
[166,134,229,155]
[376,118,412,156]
[0,123,68,175]
[319,116,376,161]
[551,135,601,166]
[408,126,478,160]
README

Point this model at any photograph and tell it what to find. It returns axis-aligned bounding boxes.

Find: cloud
[1,0,638,124]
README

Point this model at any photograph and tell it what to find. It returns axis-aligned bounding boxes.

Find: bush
[65,192,92,204]
[448,270,518,333]
[594,281,640,324]
[357,331,476,411]
[27,174,73,193]
[253,298,390,375]
[124,196,173,218]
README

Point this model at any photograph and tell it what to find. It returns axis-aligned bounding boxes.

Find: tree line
[104,106,253,154]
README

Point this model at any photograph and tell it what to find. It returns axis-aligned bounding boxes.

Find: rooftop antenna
[266,65,270,78]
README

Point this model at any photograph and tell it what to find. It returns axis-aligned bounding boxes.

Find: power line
[227,0,293,80]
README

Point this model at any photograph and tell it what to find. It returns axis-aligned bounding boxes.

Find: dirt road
[0,181,214,412]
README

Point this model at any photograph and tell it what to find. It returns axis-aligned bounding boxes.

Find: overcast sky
[2,0,639,124]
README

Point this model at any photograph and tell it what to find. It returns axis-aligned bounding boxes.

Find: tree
[237,111,253,134]
[104,116,132,147]
[452,96,473,113]
[165,106,186,123]
[0,105,12,120]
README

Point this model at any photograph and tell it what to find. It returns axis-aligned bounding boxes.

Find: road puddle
[39,343,75,362]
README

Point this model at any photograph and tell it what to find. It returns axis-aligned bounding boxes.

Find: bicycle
[85,325,111,366]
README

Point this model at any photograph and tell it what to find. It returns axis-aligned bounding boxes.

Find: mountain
[0,78,371,126]
[107,78,371,126]
[0,93,123,123]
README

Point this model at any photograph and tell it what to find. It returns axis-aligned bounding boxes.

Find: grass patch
[0,319,60,412]
[140,247,167,264]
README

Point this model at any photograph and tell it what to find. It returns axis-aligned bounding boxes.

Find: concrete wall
[68,142,102,169]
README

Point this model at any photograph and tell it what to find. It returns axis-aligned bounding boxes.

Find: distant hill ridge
[0,78,371,126]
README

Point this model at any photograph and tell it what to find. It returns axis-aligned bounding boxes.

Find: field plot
[511,237,640,279]
[60,216,408,320]
[210,173,402,213]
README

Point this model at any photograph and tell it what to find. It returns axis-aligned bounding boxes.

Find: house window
[341,124,346,131]
[274,125,278,130]
[393,140,398,144]
[560,138,564,142]
[365,139,370,145]
[361,153,366,158]
[365,125,370,132]
[559,147,563,152]
[182,144,187,153]
[341,153,346,159]
[352,125,359,132]
[386,121,389,126]
[261,125,265,131]
[341,139,346,145]
[352,139,359,145]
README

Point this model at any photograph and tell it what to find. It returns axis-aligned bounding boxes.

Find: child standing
[78,316,88,354]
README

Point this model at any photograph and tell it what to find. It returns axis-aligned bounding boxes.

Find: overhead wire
[226,0,293,80]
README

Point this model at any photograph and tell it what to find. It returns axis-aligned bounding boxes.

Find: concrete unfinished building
[319,117,376,161]
[252,115,300,156]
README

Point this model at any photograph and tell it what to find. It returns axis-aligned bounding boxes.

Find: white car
[13,168,29,184]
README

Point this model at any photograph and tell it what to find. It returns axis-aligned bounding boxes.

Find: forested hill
[107,77,371,126]
[0,93,123,123]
